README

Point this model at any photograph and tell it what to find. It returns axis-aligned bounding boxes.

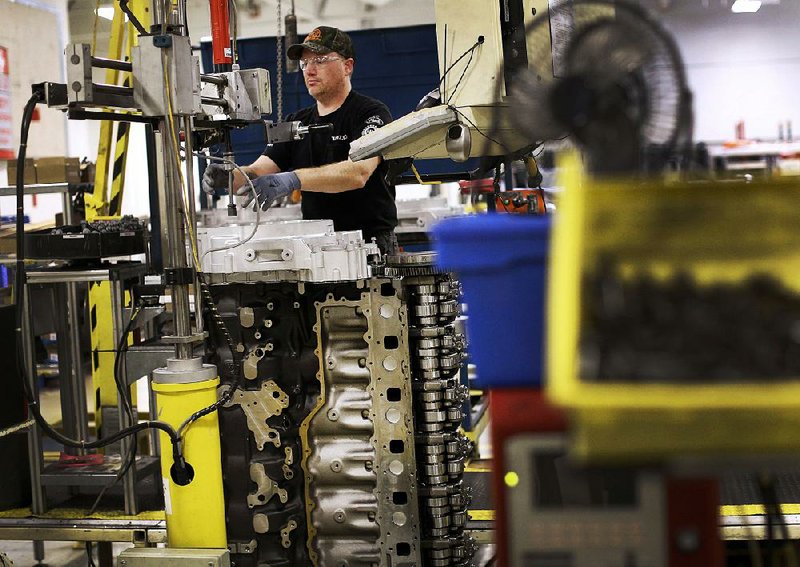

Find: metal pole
[159,117,193,359]
[61,193,89,454]
[183,116,203,336]
[22,285,46,516]
[111,277,138,515]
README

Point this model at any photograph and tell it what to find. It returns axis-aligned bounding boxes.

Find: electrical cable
[758,474,799,567]
[160,42,243,440]
[445,48,476,105]
[449,105,510,153]
[88,305,142,515]
[85,542,96,567]
[438,37,484,103]
[91,0,102,55]
[192,153,261,270]
[14,91,188,482]
[117,0,147,36]
[0,419,35,439]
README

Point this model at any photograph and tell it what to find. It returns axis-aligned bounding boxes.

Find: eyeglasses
[299,55,343,71]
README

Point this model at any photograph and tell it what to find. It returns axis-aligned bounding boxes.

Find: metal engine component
[200,68,271,122]
[395,197,465,235]
[198,220,379,282]
[220,381,289,450]
[386,252,475,567]
[206,227,472,567]
[208,278,423,566]
[303,290,421,566]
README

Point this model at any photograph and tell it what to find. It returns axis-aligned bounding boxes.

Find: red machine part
[667,478,725,567]
[490,389,568,567]
[209,0,232,66]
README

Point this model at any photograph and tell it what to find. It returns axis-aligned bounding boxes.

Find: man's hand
[201,163,229,194]
[237,172,301,211]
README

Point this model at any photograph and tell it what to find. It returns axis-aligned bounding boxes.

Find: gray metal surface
[117,547,230,566]
[306,288,422,566]
[0,183,69,197]
[0,518,167,544]
[25,264,148,284]
[125,343,173,386]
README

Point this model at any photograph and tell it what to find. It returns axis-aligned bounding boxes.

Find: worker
[202,26,399,255]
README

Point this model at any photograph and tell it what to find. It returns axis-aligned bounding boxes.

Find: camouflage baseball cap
[287,26,355,61]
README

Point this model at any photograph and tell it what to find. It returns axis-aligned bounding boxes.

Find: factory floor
[2,541,133,567]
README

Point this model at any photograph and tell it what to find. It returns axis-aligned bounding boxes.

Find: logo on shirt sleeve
[361,114,385,137]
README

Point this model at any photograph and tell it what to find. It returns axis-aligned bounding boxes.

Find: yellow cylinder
[152,376,226,548]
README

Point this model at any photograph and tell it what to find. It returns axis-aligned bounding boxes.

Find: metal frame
[0,518,167,544]
[23,263,154,518]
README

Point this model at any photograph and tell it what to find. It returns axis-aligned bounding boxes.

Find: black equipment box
[24,226,146,260]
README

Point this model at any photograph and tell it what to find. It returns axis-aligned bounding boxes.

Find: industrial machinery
[12,3,479,560]
[194,223,475,566]
[348,0,615,164]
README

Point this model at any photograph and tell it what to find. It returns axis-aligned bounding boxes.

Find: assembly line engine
[198,222,474,567]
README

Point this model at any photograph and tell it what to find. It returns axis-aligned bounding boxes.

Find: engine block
[203,228,474,567]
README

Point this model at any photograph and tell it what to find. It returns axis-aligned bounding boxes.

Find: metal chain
[276,0,284,121]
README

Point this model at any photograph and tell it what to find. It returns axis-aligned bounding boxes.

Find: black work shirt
[262,90,397,241]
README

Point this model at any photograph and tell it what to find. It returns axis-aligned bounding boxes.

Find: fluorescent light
[96,6,115,20]
[732,0,762,12]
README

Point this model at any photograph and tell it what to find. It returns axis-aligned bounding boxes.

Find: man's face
[300,48,353,101]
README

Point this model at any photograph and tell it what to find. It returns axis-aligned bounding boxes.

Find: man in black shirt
[202,26,398,255]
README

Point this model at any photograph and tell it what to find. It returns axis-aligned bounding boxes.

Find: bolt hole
[387,388,401,402]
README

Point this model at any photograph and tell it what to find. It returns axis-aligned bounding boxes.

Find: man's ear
[344,58,354,78]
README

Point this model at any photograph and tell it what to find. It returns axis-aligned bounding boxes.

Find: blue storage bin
[433,214,551,388]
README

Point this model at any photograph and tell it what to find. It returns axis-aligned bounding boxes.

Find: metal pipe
[159,119,193,359]
[91,57,133,72]
[23,285,46,516]
[111,279,138,515]
[200,96,229,108]
[200,74,227,86]
[61,193,89,455]
[182,116,203,336]
[209,0,232,68]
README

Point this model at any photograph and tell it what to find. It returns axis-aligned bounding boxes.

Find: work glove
[201,163,229,194]
[237,172,301,211]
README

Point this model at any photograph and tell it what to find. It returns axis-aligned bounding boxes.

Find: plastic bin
[548,152,800,461]
[433,214,551,388]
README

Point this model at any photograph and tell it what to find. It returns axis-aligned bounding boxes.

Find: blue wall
[200,25,474,175]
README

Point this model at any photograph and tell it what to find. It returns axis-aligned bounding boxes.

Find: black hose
[13,91,187,472]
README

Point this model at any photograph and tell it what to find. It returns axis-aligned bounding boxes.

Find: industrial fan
[505,0,693,174]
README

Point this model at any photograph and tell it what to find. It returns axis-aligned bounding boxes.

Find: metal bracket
[221,381,289,450]
[161,332,207,344]
[247,462,288,509]
[227,539,257,555]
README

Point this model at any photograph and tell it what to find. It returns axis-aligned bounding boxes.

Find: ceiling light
[731,0,762,13]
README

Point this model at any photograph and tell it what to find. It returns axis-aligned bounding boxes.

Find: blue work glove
[201,163,229,194]
[237,172,301,211]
